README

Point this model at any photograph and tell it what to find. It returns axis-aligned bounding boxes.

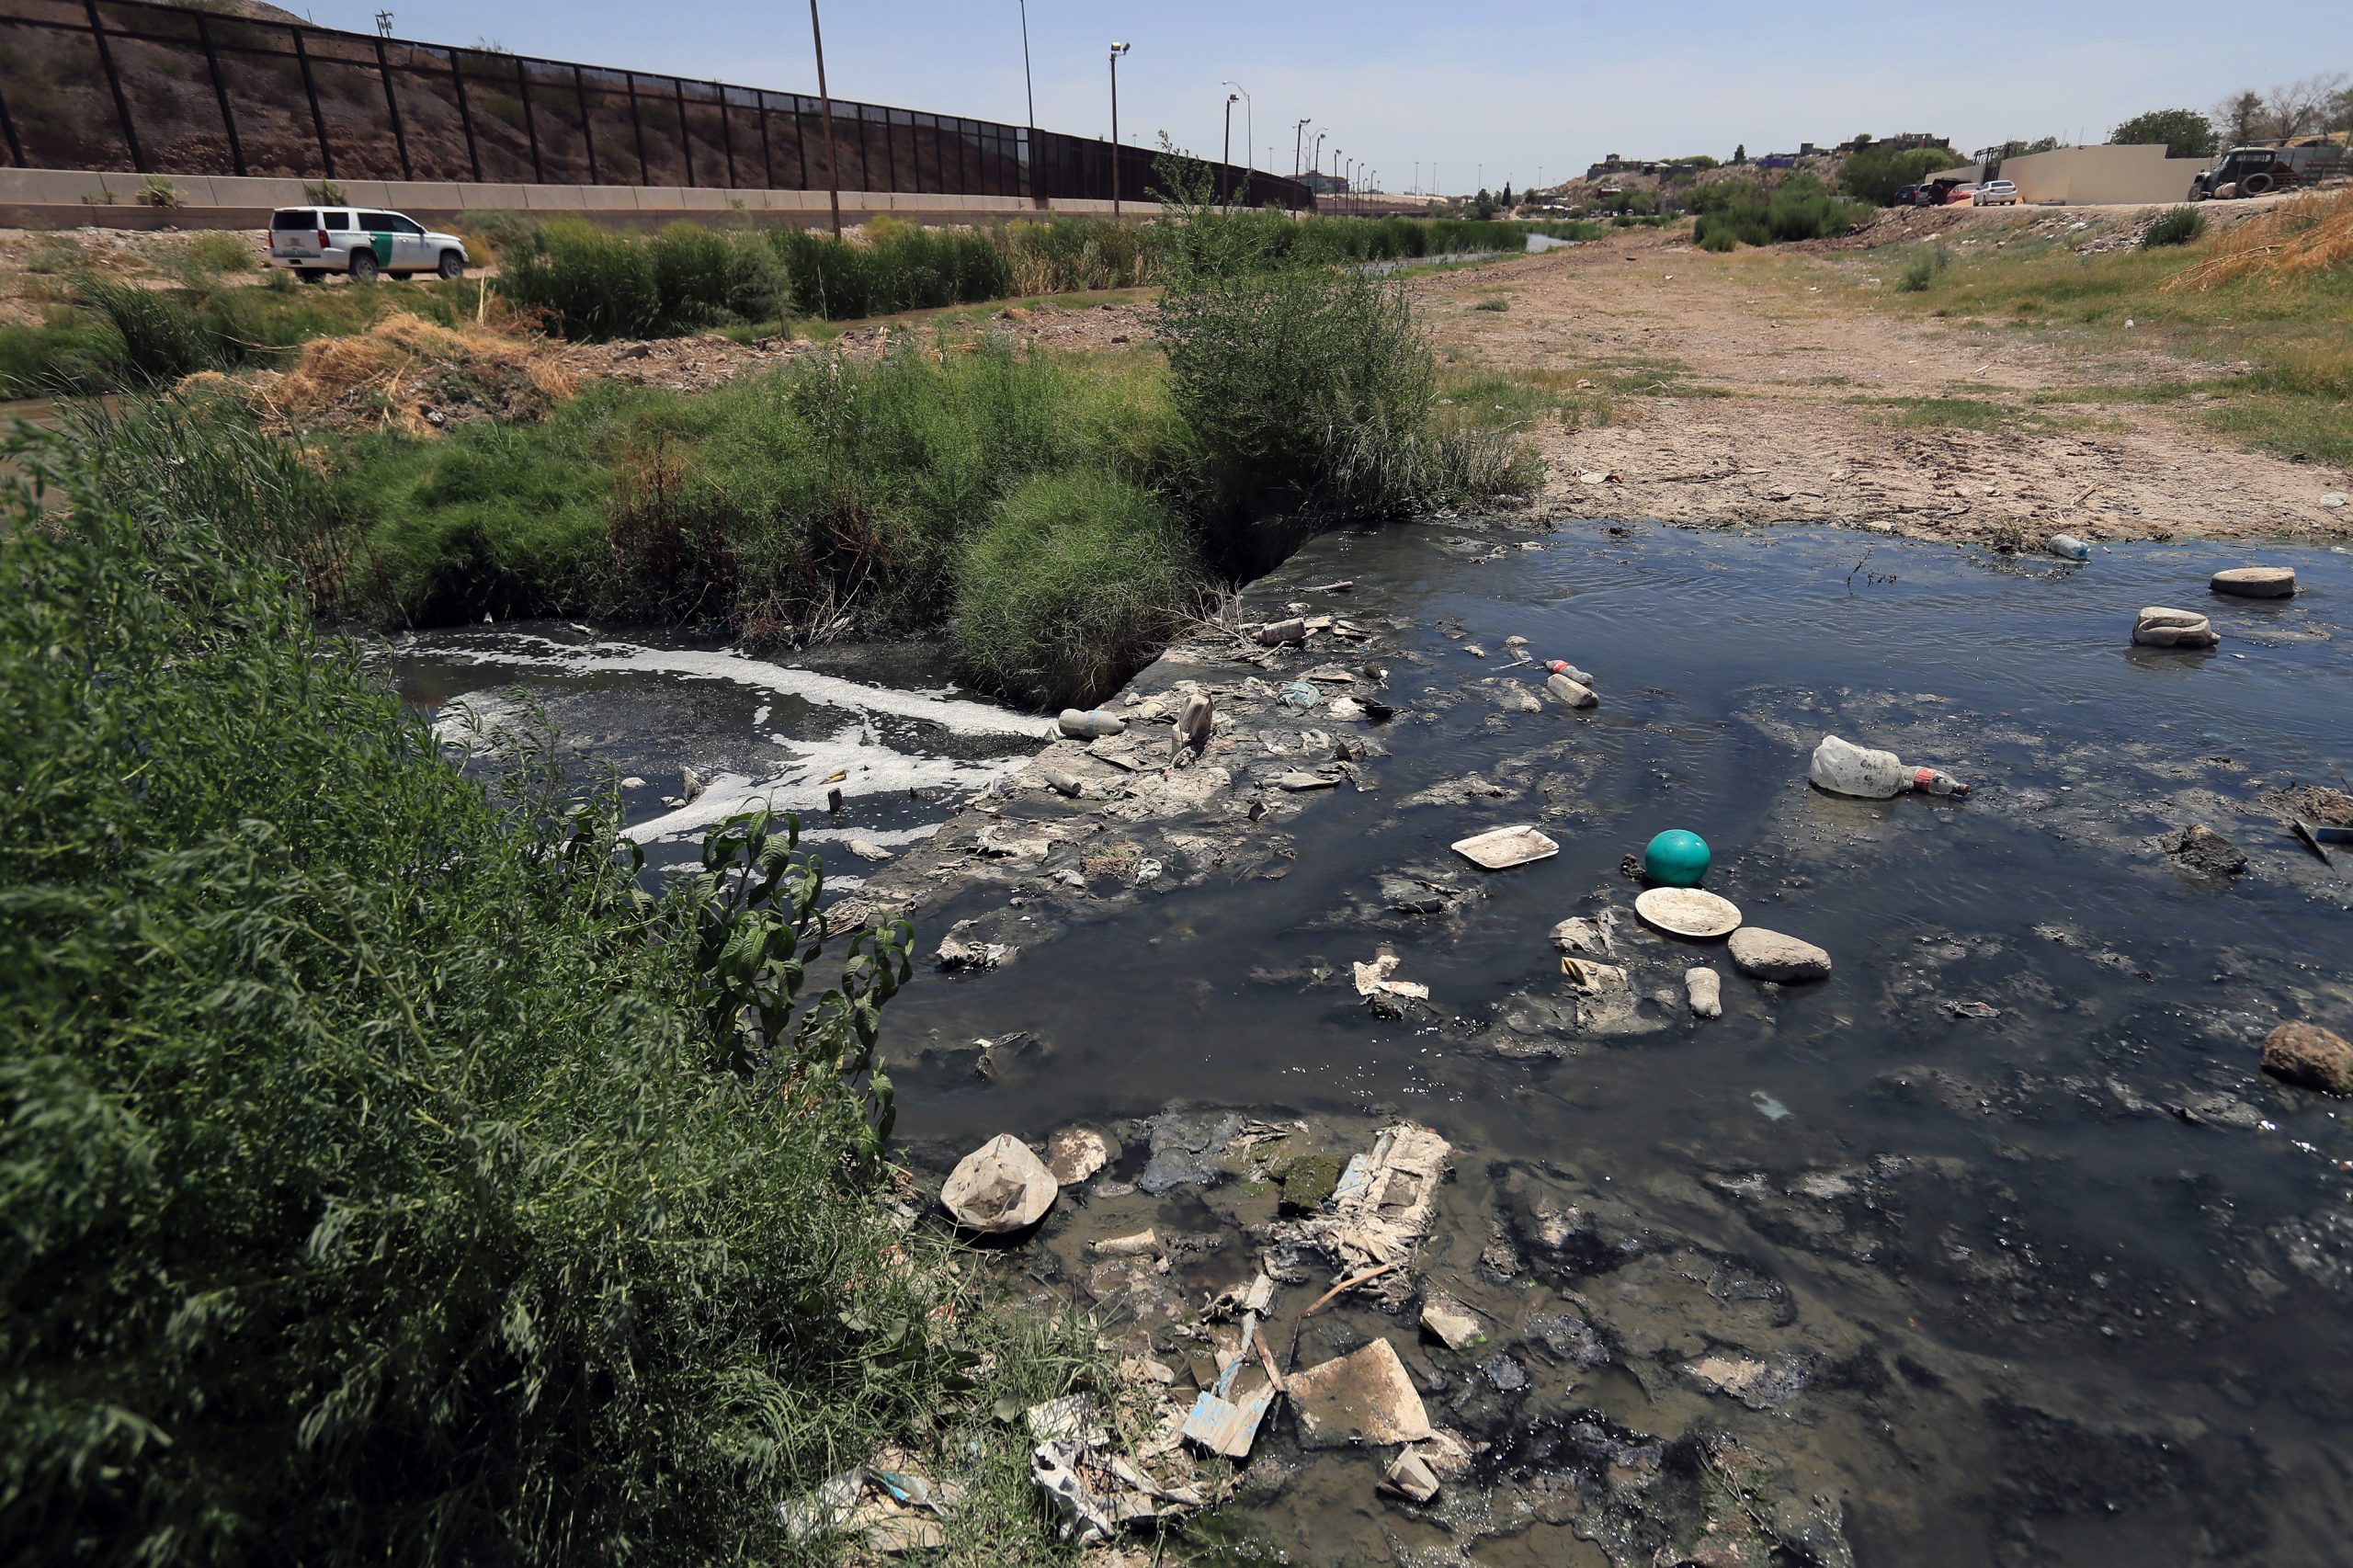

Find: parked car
[1972,179,2020,206]
[2188,143,2353,199]
[1918,176,1972,206]
[267,206,469,282]
[1943,183,1979,206]
[1893,183,1924,207]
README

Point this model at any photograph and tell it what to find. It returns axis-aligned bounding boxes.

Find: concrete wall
[0,167,1151,232]
[1998,145,2208,207]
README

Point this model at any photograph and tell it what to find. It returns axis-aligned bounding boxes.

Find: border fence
[0,0,1309,210]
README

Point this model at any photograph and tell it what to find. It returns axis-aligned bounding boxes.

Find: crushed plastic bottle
[1808,734,1970,800]
[2046,534,2090,562]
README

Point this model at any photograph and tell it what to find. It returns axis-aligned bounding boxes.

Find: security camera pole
[809,0,842,235]
[1108,41,1131,218]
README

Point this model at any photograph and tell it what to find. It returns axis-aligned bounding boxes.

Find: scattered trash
[2290,815,2353,864]
[778,1452,963,1551]
[1545,671,1599,709]
[1353,950,1431,1015]
[2324,492,2348,509]
[1046,1127,1111,1184]
[2046,533,2090,562]
[2162,823,2249,876]
[1551,915,1617,957]
[680,766,707,803]
[1727,926,1833,982]
[1462,643,1488,659]
[1091,1229,1162,1258]
[1302,579,1356,593]
[941,1134,1058,1233]
[1750,1090,1793,1121]
[1941,998,2001,1019]
[1039,767,1086,799]
[1643,828,1711,886]
[1808,734,1971,799]
[2262,1021,2353,1096]
[2133,607,2218,649]
[1686,967,1723,1017]
[1544,658,1595,685]
[846,837,893,862]
[1026,1393,1111,1446]
[1503,634,1529,650]
[936,919,1011,971]
[1361,696,1397,722]
[1635,886,1743,939]
[1058,709,1127,739]
[1032,1438,1190,1540]
[1170,691,1215,767]
[1182,1309,1276,1459]
[1420,1294,1487,1351]
[1287,1338,1434,1448]
[1451,824,1561,869]
[1381,1449,1443,1505]
[1257,618,1307,646]
[2210,565,2297,599]
[1277,681,1320,710]
[1301,1125,1451,1272]
[1327,696,1367,721]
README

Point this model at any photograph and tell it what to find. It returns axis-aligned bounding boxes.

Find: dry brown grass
[229,313,574,436]
[2166,188,2353,290]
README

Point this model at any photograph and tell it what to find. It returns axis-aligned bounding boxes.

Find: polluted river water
[397,518,2352,1565]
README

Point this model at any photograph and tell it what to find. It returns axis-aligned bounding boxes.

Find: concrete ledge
[0,166,1181,231]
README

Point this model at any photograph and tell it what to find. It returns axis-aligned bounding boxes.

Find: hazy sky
[303,2,2349,191]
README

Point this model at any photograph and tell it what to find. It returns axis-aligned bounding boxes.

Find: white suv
[267,207,470,282]
[1972,179,2020,207]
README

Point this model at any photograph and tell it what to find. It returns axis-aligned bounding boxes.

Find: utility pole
[810,0,841,235]
[1108,41,1130,218]
[1224,92,1237,168]
[1222,79,1250,174]
[1294,118,1310,176]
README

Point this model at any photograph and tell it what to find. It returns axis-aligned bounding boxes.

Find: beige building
[1996,143,2211,206]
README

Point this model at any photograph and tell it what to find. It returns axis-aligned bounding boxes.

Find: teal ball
[1643,829,1711,887]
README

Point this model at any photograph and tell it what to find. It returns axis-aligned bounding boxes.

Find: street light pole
[1108,41,1130,219]
[1223,92,1236,168]
[1293,118,1310,176]
[809,0,842,236]
[1222,79,1251,174]
[1015,0,1035,131]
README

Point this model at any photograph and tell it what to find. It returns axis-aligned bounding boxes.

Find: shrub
[79,278,216,382]
[302,176,348,204]
[135,174,182,209]
[952,469,1203,706]
[0,309,123,395]
[2141,206,2207,249]
[1896,248,1950,291]
[160,231,256,287]
[1691,174,1870,248]
[1839,143,1970,205]
[0,418,1008,1567]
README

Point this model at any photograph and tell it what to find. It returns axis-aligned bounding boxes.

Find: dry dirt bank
[1410,221,2351,547]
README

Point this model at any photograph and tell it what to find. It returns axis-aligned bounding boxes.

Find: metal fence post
[196,11,246,177]
[716,83,736,187]
[756,93,774,190]
[673,78,694,187]
[449,50,482,181]
[0,80,20,169]
[574,65,598,184]
[291,27,334,179]
[624,73,649,184]
[515,57,543,182]
[84,0,144,172]
[375,35,411,180]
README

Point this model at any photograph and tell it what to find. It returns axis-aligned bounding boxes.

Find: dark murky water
[393,522,2353,1565]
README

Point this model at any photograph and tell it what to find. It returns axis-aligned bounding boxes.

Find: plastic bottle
[2047,534,2090,562]
[1809,734,1971,799]
[1545,658,1595,686]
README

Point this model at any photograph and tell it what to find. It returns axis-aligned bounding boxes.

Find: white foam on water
[622,723,1026,844]
[434,634,1055,740]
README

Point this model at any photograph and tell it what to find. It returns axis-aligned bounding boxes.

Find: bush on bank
[1691,173,1871,250]
[0,416,1108,1564]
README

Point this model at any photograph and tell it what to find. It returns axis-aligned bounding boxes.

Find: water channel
[393,518,2353,1565]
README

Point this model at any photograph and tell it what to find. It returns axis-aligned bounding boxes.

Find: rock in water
[2210,565,2297,599]
[1727,927,1833,983]
[941,1134,1058,1233]
[2263,1022,2353,1096]
[1686,967,1722,1017]
[2161,824,2247,876]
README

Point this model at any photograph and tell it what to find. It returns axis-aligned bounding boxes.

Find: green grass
[1438,367,1618,430]
[1870,233,2353,465]
[1846,393,2109,434]
[0,409,1110,1565]
[1690,173,1870,249]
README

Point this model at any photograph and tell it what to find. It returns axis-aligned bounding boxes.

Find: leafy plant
[1896,247,1950,291]
[2110,109,2216,159]
[2141,206,2208,249]
[136,174,183,209]
[303,177,348,204]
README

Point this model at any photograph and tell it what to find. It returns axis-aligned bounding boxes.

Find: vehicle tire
[348,251,380,283]
[437,250,465,279]
[2241,172,2276,196]
[2188,185,2207,202]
